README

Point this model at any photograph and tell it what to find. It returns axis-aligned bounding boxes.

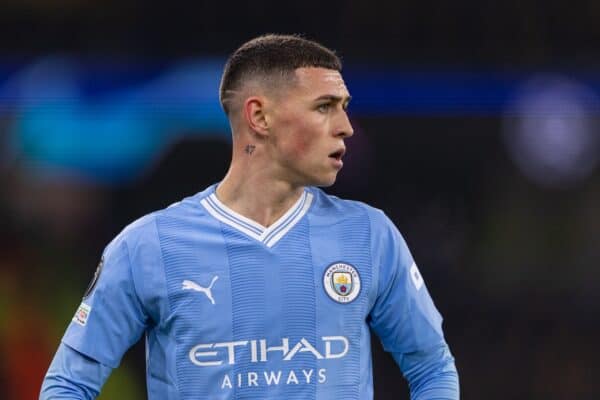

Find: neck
[215,145,305,228]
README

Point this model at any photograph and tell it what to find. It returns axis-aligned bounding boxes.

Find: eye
[317,103,331,113]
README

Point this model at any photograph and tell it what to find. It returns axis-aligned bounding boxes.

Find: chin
[310,175,338,188]
[294,169,338,188]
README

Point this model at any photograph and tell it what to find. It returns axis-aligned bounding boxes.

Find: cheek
[290,134,310,157]
[284,123,319,160]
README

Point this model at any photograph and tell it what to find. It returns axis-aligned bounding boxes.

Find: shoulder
[308,187,379,215]
[308,189,408,262]
[106,185,216,255]
[308,187,393,228]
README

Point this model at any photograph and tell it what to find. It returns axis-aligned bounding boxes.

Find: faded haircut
[219,34,342,115]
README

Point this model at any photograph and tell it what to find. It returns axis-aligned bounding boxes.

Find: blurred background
[1,1,599,399]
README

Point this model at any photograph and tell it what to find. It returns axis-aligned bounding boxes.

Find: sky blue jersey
[41,184,458,399]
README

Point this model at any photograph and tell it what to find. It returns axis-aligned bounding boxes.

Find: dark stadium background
[1,1,599,399]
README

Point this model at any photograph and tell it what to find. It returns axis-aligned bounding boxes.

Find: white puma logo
[182,276,219,305]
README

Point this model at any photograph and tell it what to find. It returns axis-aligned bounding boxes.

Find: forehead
[292,67,349,98]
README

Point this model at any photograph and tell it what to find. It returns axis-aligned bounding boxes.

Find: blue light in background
[1,57,599,184]
[1,57,229,183]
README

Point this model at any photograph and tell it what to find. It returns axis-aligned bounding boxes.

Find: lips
[328,147,346,161]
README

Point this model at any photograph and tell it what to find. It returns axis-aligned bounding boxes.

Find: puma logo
[182,276,219,305]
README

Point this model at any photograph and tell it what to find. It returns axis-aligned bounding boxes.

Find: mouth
[328,148,346,161]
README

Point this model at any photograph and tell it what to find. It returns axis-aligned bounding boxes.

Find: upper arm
[42,216,165,398]
[62,228,152,369]
[368,210,445,354]
[367,210,458,396]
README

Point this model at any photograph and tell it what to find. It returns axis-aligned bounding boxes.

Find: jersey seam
[124,239,151,325]
[152,216,173,326]
[361,206,373,398]
[217,218,238,399]
[152,215,182,399]
[305,209,318,400]
[365,209,380,312]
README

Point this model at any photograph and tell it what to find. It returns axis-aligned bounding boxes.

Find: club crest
[323,262,361,303]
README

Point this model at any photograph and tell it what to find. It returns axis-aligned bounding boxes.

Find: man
[41,34,459,399]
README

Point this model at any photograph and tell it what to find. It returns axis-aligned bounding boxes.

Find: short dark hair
[219,34,342,115]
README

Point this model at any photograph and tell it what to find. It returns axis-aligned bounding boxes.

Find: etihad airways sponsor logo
[189,336,349,367]
[220,368,327,389]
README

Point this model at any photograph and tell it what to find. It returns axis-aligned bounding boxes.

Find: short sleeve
[368,210,445,354]
[62,234,149,369]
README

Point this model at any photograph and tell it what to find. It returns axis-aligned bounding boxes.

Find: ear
[243,96,270,137]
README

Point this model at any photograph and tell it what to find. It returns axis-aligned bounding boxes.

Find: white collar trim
[200,190,313,248]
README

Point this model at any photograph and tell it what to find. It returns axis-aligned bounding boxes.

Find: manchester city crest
[323,262,361,303]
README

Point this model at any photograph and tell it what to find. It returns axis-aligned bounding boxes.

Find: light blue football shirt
[47,184,455,399]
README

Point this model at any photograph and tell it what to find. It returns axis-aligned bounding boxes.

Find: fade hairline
[219,34,342,116]
[220,68,300,118]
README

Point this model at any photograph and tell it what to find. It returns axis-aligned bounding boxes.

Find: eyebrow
[314,94,352,104]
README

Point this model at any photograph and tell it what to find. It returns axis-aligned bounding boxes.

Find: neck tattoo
[245,144,256,155]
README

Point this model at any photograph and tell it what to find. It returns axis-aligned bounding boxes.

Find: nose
[335,110,354,138]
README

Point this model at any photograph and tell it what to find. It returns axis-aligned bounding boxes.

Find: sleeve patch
[73,302,92,326]
[83,257,104,299]
[410,262,424,291]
